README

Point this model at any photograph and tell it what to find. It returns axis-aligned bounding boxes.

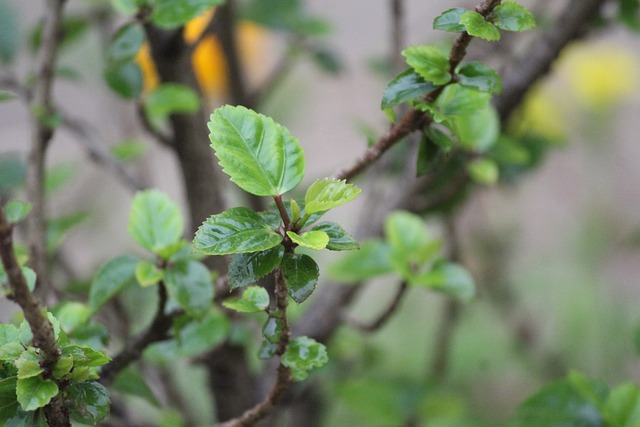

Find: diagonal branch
[351,281,409,333]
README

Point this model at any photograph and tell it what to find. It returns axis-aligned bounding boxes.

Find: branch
[334,0,503,182]
[351,281,409,333]
[99,283,176,386]
[216,269,293,427]
[27,0,69,296]
[215,0,249,106]
[0,206,69,426]
[136,101,174,147]
[494,0,608,121]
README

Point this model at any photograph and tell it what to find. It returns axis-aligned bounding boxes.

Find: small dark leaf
[151,0,225,29]
[457,61,502,94]
[228,246,284,289]
[66,381,110,425]
[281,253,319,304]
[262,316,283,344]
[105,61,143,99]
[311,222,359,251]
[381,69,437,110]
[108,23,145,63]
[433,8,467,32]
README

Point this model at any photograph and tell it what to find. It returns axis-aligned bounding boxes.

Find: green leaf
[491,2,536,32]
[467,158,499,185]
[286,231,329,251]
[18,322,33,347]
[619,0,640,31]
[66,381,110,425]
[0,324,20,345]
[457,62,502,94]
[112,368,161,408]
[433,8,466,32]
[105,61,143,99]
[88,255,138,313]
[150,0,225,29]
[0,1,19,64]
[310,222,358,251]
[62,344,111,368]
[381,69,437,110]
[52,356,73,379]
[281,336,328,381]
[281,253,319,304]
[0,90,18,102]
[0,342,26,361]
[436,84,491,117]
[402,45,451,86]
[0,377,19,424]
[223,286,270,313]
[164,260,213,317]
[328,240,393,284]
[513,378,604,427]
[4,200,31,224]
[45,163,75,193]
[15,351,42,379]
[128,190,183,255]
[108,23,145,63]
[46,212,89,252]
[209,105,305,197]
[0,153,26,195]
[603,382,640,426]
[111,139,147,162]
[51,301,91,332]
[16,377,58,411]
[228,246,284,289]
[193,207,282,255]
[290,199,301,223]
[411,262,476,302]
[304,178,361,216]
[459,11,500,41]
[416,134,444,177]
[385,211,439,274]
[453,104,500,152]
[144,83,200,124]
[147,310,229,359]
[262,316,283,344]
[135,260,164,287]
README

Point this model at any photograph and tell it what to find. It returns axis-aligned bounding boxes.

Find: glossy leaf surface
[281,253,319,304]
[381,69,437,110]
[281,336,328,381]
[433,8,466,32]
[66,381,110,425]
[228,246,284,289]
[457,62,502,94]
[193,207,282,255]
[208,105,305,196]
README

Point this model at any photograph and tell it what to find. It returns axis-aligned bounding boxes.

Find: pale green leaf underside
[193,207,282,255]
[402,45,451,86]
[304,178,361,215]
[209,105,305,197]
[286,230,329,251]
[223,286,270,313]
[128,190,183,255]
[460,11,500,41]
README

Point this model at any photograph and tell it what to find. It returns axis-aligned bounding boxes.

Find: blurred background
[1,0,640,425]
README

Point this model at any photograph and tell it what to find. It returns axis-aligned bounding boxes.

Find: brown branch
[495,0,608,121]
[99,283,176,386]
[136,101,174,147]
[215,0,249,106]
[334,0,503,182]
[0,206,69,426]
[217,269,293,427]
[351,281,409,333]
[27,0,68,297]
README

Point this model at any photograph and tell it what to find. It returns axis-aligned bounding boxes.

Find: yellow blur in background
[136,9,269,101]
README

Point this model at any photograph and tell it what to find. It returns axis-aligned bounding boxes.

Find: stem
[0,206,69,426]
[100,283,175,386]
[352,281,409,333]
[273,195,291,231]
[216,0,249,106]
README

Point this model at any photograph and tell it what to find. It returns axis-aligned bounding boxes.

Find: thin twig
[27,0,69,297]
[136,101,174,147]
[99,283,176,386]
[0,206,69,426]
[216,0,249,106]
[351,281,409,333]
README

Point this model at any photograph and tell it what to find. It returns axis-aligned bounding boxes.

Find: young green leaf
[286,231,329,251]
[108,23,145,63]
[459,11,500,41]
[435,84,491,117]
[491,2,536,32]
[290,199,301,223]
[16,377,58,411]
[411,262,476,302]
[381,69,437,110]
[209,105,305,197]
[164,260,213,317]
[385,211,437,263]
[151,0,225,28]
[104,61,143,99]
[328,240,393,284]
[128,190,183,255]
[15,350,43,379]
[66,381,110,425]
[144,83,200,124]
[467,158,499,185]
[52,356,73,379]
[223,286,270,313]
[281,253,319,304]
[603,382,640,426]
[402,46,451,86]
[62,344,111,368]
[228,246,285,290]
[310,222,359,251]
[4,200,31,223]
[457,62,502,94]
[453,104,500,152]
[304,178,361,216]
[433,8,467,32]
[0,324,20,345]
[135,260,164,287]
[281,336,328,381]
[22,267,36,292]
[262,316,283,344]
[193,207,283,255]
[88,255,138,314]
